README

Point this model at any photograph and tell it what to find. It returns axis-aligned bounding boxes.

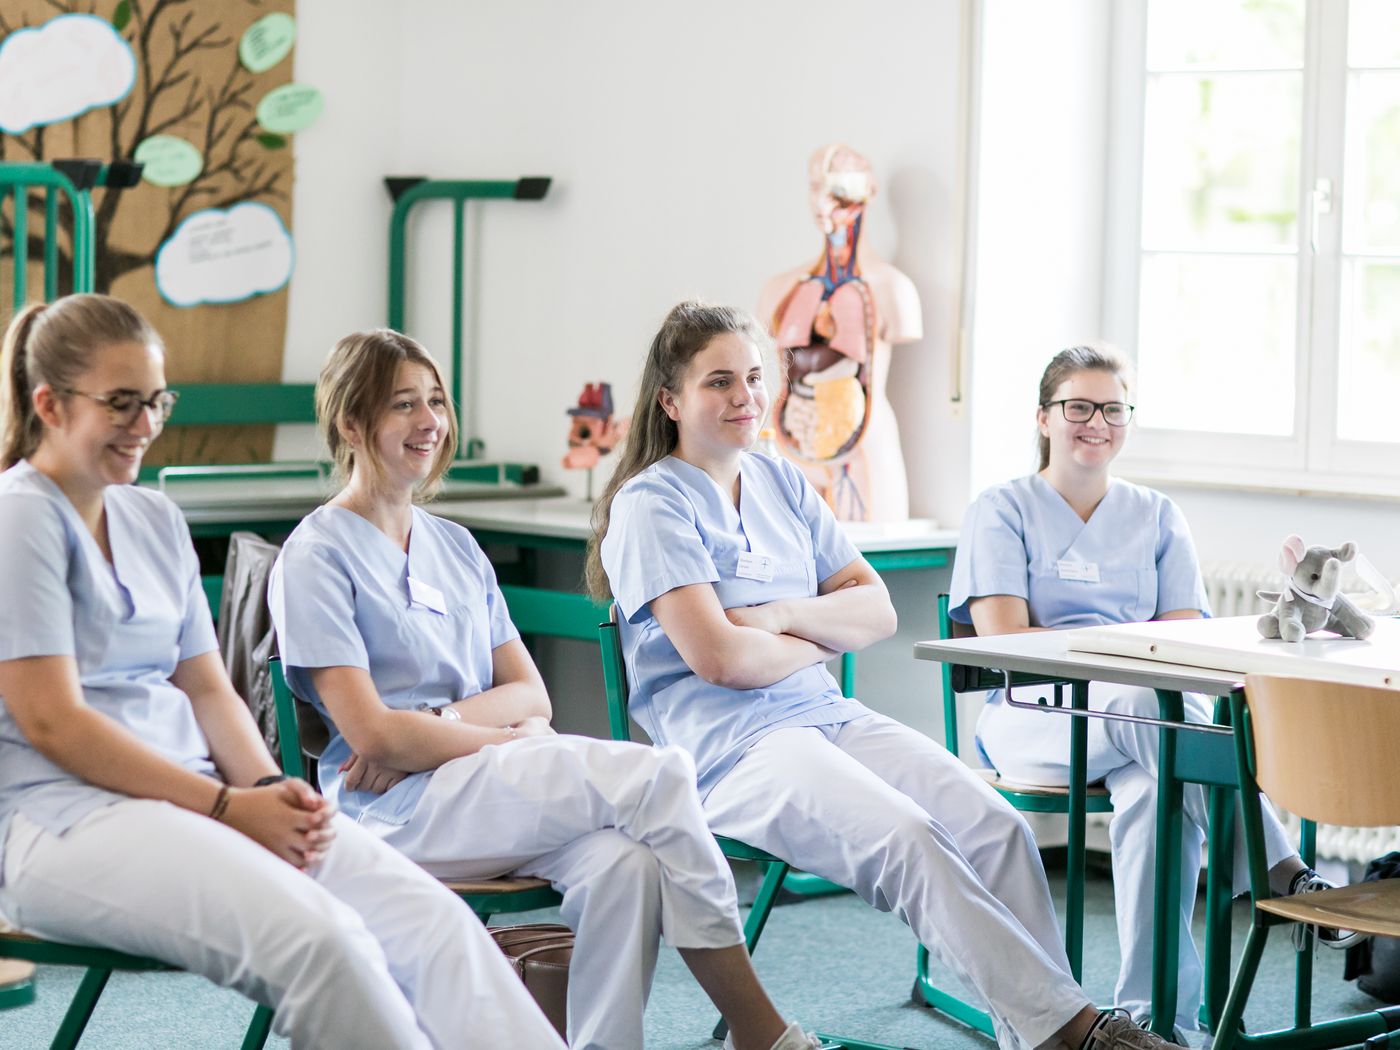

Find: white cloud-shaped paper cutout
[0,14,136,134]
[155,203,295,308]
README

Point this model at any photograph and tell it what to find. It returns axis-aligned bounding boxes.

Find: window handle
[1310,177,1333,253]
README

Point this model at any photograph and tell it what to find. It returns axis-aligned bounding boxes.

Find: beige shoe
[1081,1010,1181,1050]
[723,1020,823,1050]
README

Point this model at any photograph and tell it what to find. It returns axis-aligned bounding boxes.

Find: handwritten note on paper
[154,203,294,308]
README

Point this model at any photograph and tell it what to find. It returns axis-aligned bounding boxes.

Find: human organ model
[758,144,923,521]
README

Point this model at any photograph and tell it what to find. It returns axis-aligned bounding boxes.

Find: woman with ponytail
[592,301,1189,1050]
[0,295,567,1049]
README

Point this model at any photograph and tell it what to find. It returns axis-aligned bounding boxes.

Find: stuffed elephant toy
[1257,534,1375,642]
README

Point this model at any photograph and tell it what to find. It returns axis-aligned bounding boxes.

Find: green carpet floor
[0,866,1389,1049]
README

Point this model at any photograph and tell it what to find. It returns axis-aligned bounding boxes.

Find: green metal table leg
[240,1005,275,1050]
[1151,690,1187,1040]
[1066,680,1090,982]
[1201,694,1237,1034]
[50,967,111,1050]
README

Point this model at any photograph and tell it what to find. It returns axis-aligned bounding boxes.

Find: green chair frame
[1211,680,1400,1050]
[600,612,910,1050]
[0,927,272,1050]
[911,596,1114,1036]
[268,655,562,921]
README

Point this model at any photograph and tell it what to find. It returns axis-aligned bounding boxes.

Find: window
[1105,0,1400,494]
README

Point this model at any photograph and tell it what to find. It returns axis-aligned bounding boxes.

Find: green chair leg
[49,967,112,1050]
[912,944,996,1037]
[1213,924,1269,1050]
[240,1005,275,1050]
[715,860,791,1041]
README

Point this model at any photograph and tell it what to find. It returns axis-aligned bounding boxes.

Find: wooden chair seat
[0,957,34,984]
[974,767,1111,798]
[438,875,553,896]
[1256,878,1400,939]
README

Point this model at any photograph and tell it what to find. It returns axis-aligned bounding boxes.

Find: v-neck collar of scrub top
[1030,474,1128,555]
[25,465,137,618]
[322,503,443,608]
[662,454,760,552]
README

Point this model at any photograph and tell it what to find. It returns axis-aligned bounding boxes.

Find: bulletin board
[0,0,310,465]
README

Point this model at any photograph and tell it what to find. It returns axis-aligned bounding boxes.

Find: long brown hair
[0,295,163,469]
[584,300,771,601]
[316,328,459,500]
[1036,343,1134,471]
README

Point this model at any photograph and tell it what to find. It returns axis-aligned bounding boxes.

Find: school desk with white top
[913,617,1400,1040]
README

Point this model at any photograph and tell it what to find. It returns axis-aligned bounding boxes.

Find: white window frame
[1104,0,1400,498]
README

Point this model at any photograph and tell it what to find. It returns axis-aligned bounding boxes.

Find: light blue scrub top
[269,504,519,827]
[948,474,1209,629]
[0,462,219,883]
[601,453,867,799]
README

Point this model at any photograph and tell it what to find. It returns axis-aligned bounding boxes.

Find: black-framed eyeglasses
[58,389,180,427]
[1042,398,1135,427]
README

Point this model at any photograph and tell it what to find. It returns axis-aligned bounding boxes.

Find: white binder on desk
[1066,616,1400,690]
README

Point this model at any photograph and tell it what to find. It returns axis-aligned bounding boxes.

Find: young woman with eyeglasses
[0,295,567,1049]
[948,344,1342,1039]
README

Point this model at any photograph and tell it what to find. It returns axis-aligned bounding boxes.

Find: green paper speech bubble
[256,83,322,134]
[134,135,203,187]
[239,13,296,74]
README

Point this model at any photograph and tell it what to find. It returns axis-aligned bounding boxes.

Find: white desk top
[1067,616,1400,690]
[915,617,1400,694]
[433,497,958,553]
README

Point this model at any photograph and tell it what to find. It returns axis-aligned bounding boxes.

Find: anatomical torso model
[757,144,922,522]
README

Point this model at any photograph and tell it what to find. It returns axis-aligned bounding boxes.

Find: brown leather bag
[488,923,573,1038]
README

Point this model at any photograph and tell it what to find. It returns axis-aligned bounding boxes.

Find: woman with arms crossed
[948,344,1345,1037]
[270,328,820,1050]
[591,300,1182,1050]
[0,295,564,1050]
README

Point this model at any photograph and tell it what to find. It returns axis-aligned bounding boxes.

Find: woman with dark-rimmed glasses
[948,344,1343,1041]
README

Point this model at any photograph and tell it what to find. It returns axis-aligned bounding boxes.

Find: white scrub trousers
[977,683,1296,1031]
[374,734,746,1050]
[703,712,1091,1050]
[0,800,565,1050]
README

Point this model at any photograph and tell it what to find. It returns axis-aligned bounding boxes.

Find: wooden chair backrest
[1243,673,1400,827]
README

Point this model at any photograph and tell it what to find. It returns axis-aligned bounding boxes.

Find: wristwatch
[416,702,462,722]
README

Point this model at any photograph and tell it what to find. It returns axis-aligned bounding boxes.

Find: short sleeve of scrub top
[0,493,77,660]
[605,478,720,625]
[948,487,1030,625]
[271,539,372,674]
[777,456,860,584]
[1153,499,1208,616]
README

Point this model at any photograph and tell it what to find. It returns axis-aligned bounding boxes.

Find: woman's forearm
[28,706,224,814]
[191,687,284,787]
[767,584,897,653]
[356,709,521,771]
[446,680,551,728]
[704,627,836,691]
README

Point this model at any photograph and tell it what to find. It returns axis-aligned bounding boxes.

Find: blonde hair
[584,300,771,600]
[0,294,163,469]
[1036,344,1135,471]
[316,328,458,500]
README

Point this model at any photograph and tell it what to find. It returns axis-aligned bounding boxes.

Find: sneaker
[1081,1009,1181,1050]
[1287,868,1366,951]
[722,1020,823,1050]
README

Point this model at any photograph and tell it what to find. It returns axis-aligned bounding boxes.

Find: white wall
[280,0,970,524]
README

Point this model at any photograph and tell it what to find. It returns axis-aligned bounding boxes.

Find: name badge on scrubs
[1056,560,1100,584]
[407,576,447,614]
[735,551,776,583]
